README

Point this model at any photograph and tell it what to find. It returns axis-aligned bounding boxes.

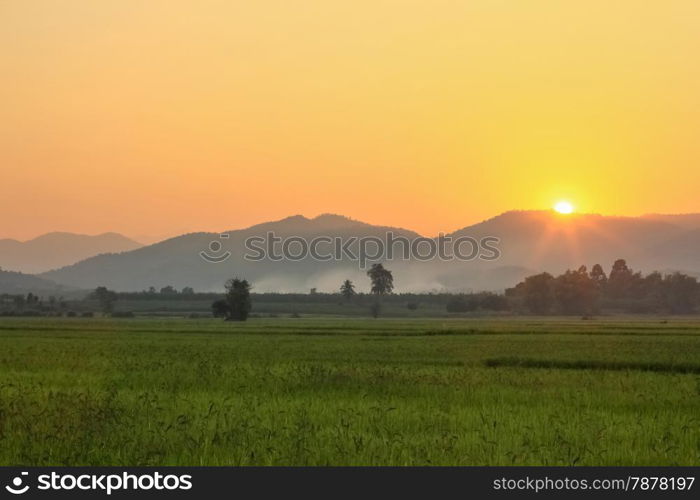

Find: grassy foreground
[0,317,698,466]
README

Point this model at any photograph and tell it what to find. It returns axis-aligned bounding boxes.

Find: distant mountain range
[0,269,70,295]
[30,211,700,294]
[641,213,700,230]
[0,232,142,274]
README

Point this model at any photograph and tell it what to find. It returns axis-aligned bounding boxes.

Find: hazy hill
[41,215,421,292]
[641,213,700,230]
[39,211,700,293]
[0,269,72,295]
[648,228,700,272]
[446,210,686,273]
[0,232,142,273]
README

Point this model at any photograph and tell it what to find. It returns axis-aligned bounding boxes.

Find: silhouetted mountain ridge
[0,269,73,295]
[0,232,143,274]
[34,211,700,293]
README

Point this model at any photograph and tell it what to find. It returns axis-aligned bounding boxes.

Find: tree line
[506,259,700,315]
[3,259,698,318]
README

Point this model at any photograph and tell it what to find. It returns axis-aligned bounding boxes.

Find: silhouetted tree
[160,285,178,295]
[91,286,118,314]
[211,299,229,318]
[181,286,195,295]
[26,293,39,307]
[367,264,394,295]
[340,279,356,300]
[608,259,642,299]
[223,278,252,321]
[590,264,608,291]
[554,266,598,314]
[643,271,665,312]
[522,273,555,314]
[662,272,698,313]
[367,264,393,318]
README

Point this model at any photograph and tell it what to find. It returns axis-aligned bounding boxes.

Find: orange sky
[1,1,699,242]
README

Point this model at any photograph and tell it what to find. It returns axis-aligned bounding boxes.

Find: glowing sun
[553,201,575,214]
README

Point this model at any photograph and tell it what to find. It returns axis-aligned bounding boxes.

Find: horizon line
[2,208,700,245]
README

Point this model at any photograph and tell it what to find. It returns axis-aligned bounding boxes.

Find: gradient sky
[1,1,699,242]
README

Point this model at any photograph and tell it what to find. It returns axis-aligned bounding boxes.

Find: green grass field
[0,316,698,466]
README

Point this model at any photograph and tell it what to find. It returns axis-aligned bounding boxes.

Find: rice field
[0,316,698,466]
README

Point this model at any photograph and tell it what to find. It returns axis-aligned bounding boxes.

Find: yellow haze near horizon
[1,1,699,240]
